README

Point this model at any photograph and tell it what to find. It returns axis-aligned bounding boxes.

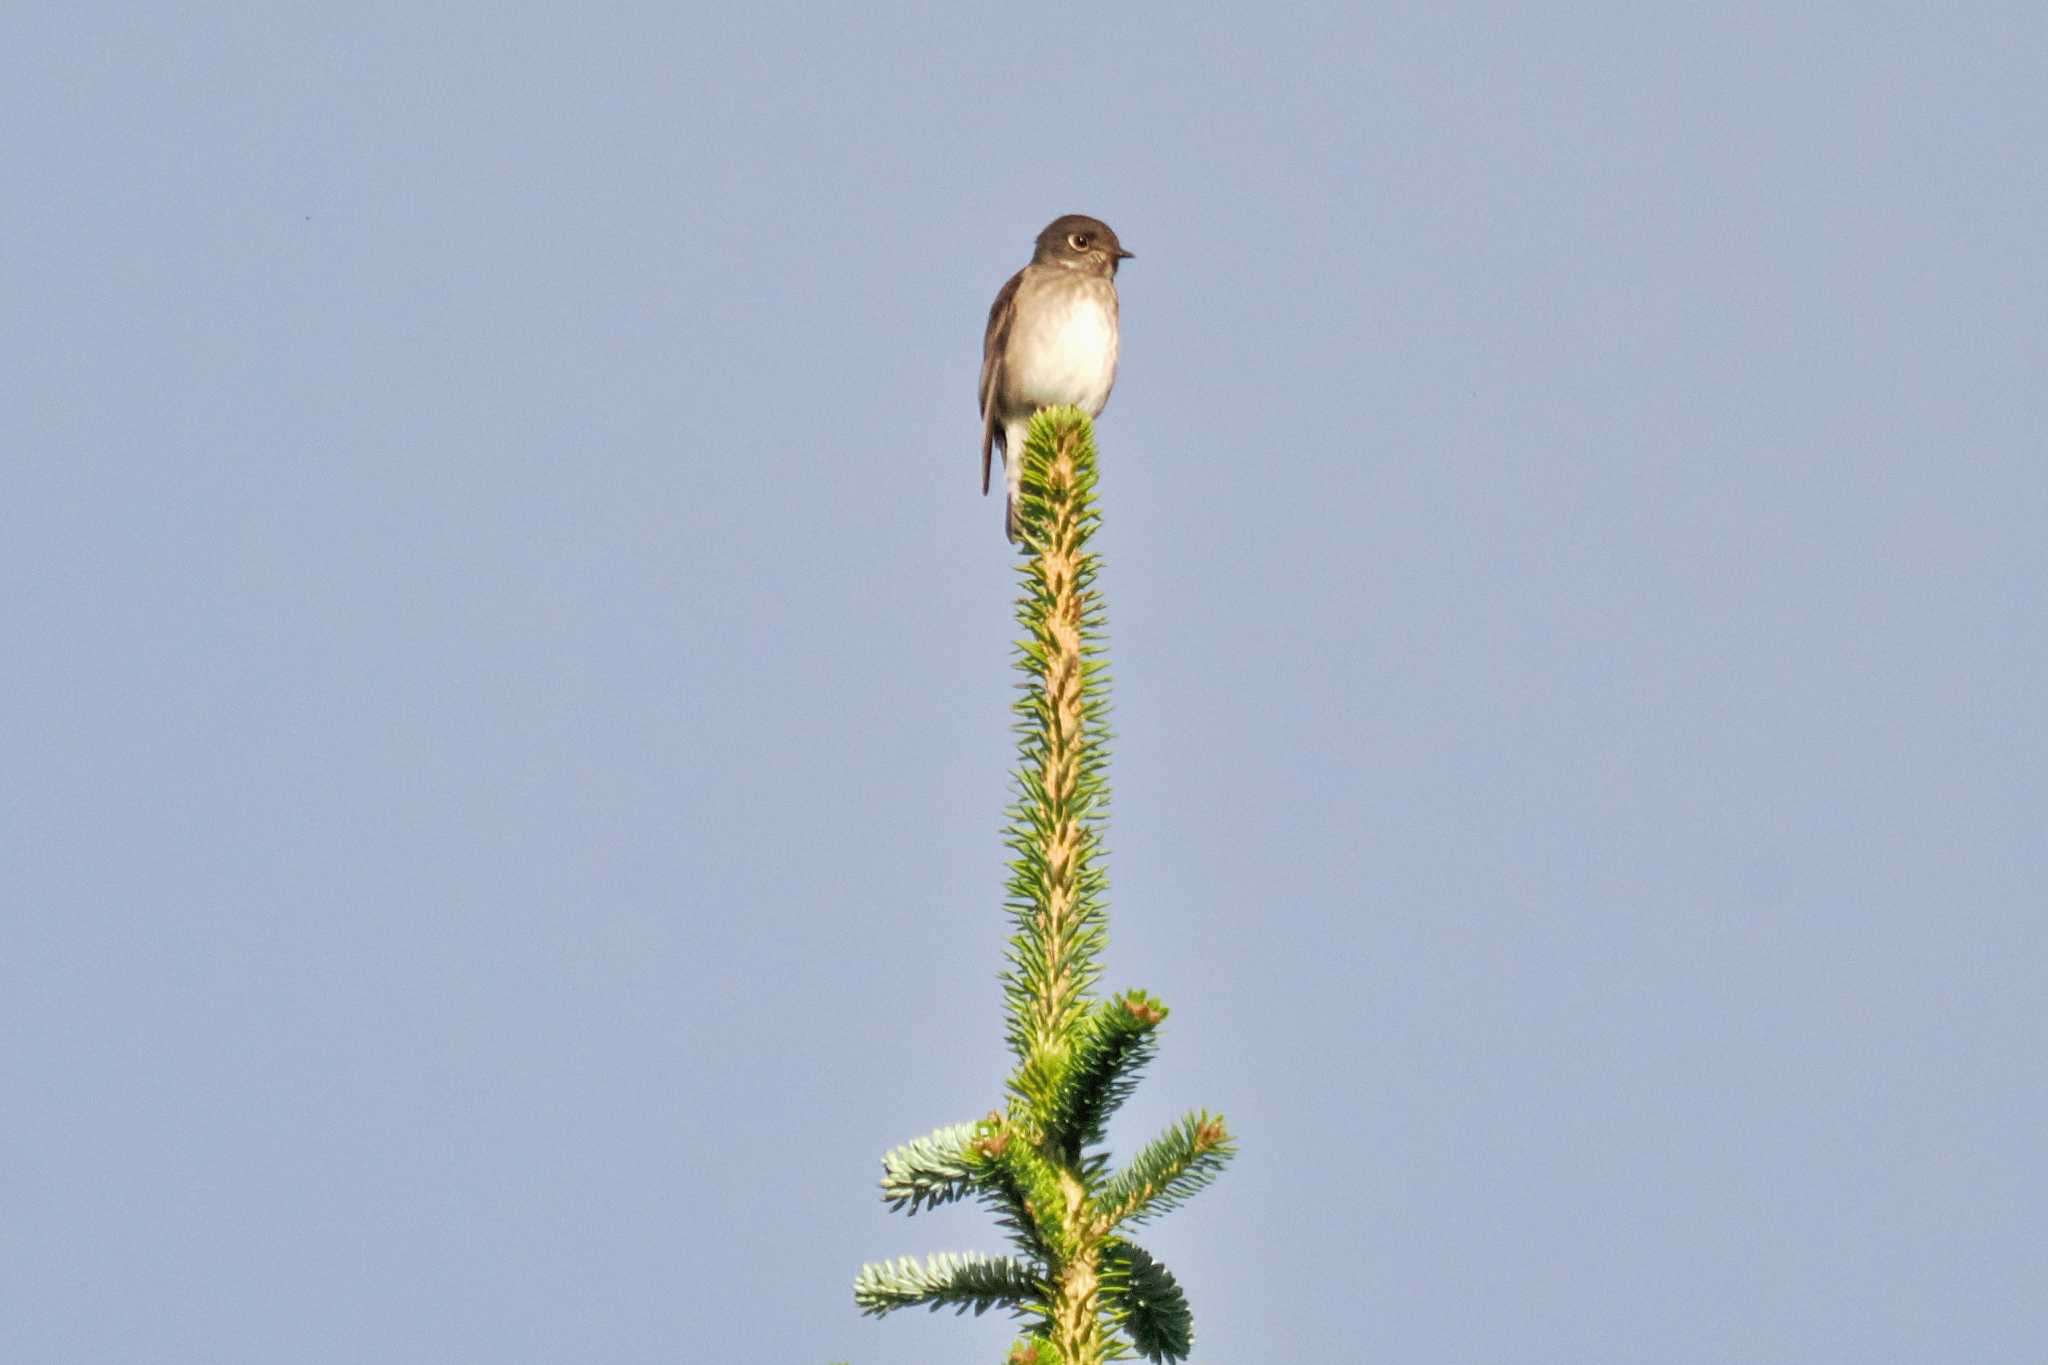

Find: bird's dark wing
[979,269,1023,495]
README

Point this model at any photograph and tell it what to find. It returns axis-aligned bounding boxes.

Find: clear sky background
[4,4,2043,1363]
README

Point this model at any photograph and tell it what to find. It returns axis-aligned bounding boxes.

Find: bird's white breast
[1004,278,1120,417]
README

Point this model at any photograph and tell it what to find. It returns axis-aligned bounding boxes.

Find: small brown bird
[979,214,1134,541]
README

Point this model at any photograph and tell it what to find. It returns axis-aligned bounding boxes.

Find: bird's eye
[1069,232,1091,250]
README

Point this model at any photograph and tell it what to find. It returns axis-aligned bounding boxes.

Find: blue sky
[5,4,2043,1362]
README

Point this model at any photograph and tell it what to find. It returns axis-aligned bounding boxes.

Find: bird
[979,214,1134,542]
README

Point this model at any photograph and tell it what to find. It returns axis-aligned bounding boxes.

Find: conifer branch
[1000,412,1113,1067]
[1045,990,1167,1156]
[853,1251,1046,1319]
[1096,1111,1236,1231]
[878,1121,986,1215]
[1100,1240,1193,1364]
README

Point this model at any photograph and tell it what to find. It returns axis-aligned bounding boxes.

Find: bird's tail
[1003,423,1026,544]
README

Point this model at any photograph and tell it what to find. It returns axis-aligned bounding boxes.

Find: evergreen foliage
[850,409,1236,1364]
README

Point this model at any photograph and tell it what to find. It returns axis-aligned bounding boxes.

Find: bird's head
[1033,214,1134,277]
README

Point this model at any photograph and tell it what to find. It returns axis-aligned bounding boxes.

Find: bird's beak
[1116,248,1136,260]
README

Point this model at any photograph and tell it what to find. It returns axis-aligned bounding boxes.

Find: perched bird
[979,214,1134,541]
